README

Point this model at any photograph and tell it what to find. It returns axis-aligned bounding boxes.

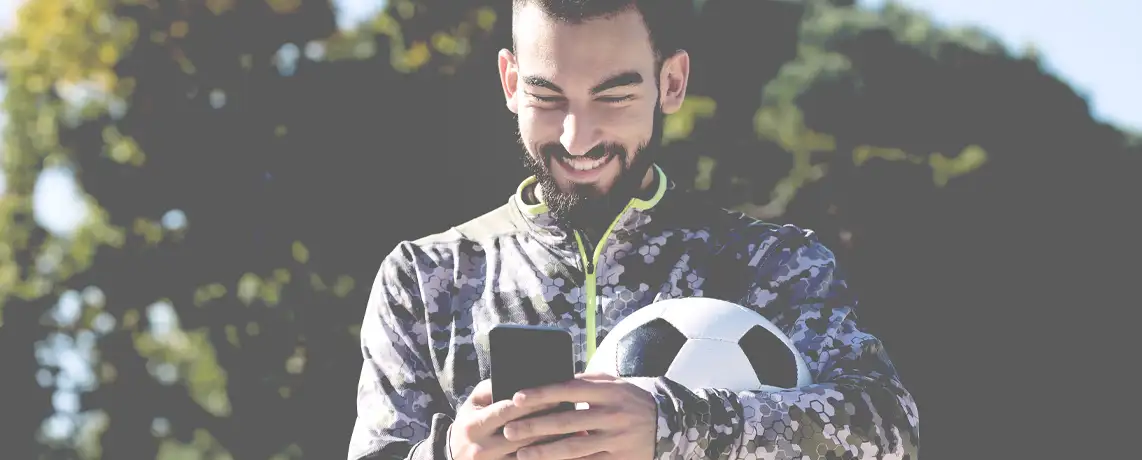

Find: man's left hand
[502,373,657,460]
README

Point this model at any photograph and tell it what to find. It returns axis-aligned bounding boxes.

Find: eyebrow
[522,71,644,95]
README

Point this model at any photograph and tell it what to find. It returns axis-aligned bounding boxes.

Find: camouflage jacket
[348,166,920,460]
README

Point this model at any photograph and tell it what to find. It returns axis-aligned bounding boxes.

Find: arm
[348,245,454,460]
[646,231,920,460]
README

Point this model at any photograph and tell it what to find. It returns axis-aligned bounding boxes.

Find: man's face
[499,5,689,228]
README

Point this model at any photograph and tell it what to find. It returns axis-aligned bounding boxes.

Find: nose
[559,112,602,156]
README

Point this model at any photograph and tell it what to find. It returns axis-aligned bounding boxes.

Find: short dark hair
[511,0,689,64]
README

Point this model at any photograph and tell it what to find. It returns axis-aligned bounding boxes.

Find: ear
[498,49,520,114]
[657,50,690,115]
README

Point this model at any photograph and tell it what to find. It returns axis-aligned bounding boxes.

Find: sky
[863,0,1142,132]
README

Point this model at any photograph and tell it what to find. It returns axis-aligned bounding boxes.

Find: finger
[468,399,519,436]
[574,372,618,381]
[472,400,565,437]
[465,379,494,407]
[479,432,553,459]
[502,408,620,441]
[515,432,613,460]
[514,379,621,407]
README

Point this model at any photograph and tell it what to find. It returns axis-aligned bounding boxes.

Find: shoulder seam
[453,203,516,239]
[412,203,523,247]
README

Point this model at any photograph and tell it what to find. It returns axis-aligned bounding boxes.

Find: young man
[348,1,920,459]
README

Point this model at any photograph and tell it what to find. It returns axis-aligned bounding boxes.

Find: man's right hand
[448,379,560,460]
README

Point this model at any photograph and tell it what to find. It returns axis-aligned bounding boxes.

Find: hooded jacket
[348,165,920,460]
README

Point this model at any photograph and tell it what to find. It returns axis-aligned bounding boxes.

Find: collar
[510,164,673,245]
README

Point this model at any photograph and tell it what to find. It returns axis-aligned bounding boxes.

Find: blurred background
[0,0,1137,458]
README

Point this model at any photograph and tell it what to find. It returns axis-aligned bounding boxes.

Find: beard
[519,107,664,231]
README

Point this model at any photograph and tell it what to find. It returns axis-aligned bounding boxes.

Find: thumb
[465,379,494,407]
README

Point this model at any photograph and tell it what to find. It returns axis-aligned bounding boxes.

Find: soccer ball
[585,297,813,393]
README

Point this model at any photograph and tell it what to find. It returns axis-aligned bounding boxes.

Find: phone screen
[489,324,575,403]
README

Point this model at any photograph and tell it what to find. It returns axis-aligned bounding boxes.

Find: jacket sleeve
[642,231,920,460]
[348,245,454,460]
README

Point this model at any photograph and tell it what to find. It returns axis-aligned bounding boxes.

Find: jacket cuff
[623,376,678,460]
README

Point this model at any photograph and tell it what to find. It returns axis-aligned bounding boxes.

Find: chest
[434,230,755,407]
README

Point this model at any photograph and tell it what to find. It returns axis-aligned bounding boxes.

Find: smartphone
[488,324,576,413]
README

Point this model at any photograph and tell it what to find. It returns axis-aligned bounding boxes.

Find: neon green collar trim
[516,175,550,215]
[516,164,669,216]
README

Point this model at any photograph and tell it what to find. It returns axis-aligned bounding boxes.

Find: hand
[502,373,657,460]
[449,379,562,460]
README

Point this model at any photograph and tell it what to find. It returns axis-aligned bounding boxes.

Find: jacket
[348,165,920,460]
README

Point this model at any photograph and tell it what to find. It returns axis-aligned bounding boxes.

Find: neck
[535,166,660,237]
[532,166,659,204]
[636,166,658,200]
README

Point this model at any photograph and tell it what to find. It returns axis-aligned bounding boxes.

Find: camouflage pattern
[348,167,920,460]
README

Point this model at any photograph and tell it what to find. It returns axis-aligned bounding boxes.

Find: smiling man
[348,1,920,460]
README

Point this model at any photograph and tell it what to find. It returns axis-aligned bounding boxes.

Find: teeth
[562,155,608,171]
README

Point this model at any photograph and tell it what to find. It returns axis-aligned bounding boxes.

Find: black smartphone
[488,324,576,413]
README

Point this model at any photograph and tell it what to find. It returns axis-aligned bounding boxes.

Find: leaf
[291,241,309,264]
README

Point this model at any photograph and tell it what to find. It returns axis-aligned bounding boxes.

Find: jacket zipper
[573,230,599,362]
[573,203,636,363]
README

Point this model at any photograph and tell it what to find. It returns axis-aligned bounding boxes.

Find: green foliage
[707,0,1003,216]
[0,0,126,308]
[323,0,499,73]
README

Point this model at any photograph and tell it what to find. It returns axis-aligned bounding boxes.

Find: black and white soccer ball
[585,297,813,392]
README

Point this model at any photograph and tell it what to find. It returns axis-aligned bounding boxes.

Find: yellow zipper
[574,202,636,363]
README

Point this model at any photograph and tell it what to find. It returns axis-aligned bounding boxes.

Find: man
[348,1,920,459]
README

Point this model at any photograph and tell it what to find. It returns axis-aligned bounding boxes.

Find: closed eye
[526,93,632,104]
[598,95,633,103]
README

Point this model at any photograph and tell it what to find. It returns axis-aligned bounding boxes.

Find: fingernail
[513,392,527,403]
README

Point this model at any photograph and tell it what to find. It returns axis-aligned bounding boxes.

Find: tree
[2,0,1136,458]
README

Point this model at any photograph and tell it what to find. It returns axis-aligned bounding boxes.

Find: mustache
[540,143,624,162]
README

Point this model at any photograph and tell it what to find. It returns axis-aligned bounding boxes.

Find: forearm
[351,245,454,460]
[645,376,919,460]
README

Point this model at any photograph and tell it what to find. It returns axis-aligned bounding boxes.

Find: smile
[555,153,615,181]
[561,154,610,171]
